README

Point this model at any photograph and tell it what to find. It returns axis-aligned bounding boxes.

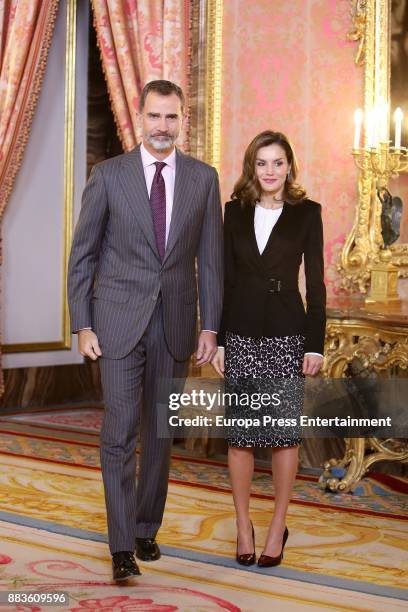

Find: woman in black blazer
[211,130,326,568]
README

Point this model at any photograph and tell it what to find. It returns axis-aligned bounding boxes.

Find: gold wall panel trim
[4,0,77,354]
[3,341,70,354]
[62,0,76,351]
[204,0,223,173]
[340,0,408,292]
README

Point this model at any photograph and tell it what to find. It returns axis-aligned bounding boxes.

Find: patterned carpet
[0,408,406,517]
[0,407,407,611]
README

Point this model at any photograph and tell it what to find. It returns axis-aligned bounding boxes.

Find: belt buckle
[269,278,281,293]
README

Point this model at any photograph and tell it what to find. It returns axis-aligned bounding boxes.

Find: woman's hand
[211,347,225,377]
[302,354,323,376]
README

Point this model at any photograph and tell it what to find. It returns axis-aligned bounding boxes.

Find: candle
[379,102,388,142]
[367,109,376,148]
[353,109,363,149]
[394,107,403,149]
[373,106,382,146]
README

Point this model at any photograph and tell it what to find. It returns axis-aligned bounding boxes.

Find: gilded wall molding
[348,0,368,66]
[3,0,76,354]
[62,0,76,352]
[324,319,408,378]
[173,0,223,169]
[321,314,408,491]
[204,0,223,173]
[340,1,408,293]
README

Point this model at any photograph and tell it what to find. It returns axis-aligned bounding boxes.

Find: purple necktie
[150,161,166,259]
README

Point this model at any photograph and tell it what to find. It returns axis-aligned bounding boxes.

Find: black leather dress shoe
[112,551,141,581]
[135,538,161,561]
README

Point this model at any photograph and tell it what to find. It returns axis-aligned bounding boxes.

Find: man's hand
[78,329,102,361]
[302,354,323,376]
[211,347,225,377]
[195,331,217,366]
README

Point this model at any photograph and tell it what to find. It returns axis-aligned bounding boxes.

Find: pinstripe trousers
[99,298,189,553]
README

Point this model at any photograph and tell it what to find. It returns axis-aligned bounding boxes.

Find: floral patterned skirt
[224,332,305,448]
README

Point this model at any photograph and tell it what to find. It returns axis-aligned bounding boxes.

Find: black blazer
[218,198,326,354]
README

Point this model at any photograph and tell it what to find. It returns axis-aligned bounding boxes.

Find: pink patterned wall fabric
[220,0,362,296]
[92,0,190,151]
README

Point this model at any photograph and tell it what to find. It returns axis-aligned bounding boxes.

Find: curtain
[0,0,60,211]
[91,0,191,151]
[0,0,59,394]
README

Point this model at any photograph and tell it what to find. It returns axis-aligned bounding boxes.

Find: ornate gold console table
[320,297,408,492]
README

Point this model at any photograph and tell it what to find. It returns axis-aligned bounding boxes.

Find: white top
[140,142,176,244]
[254,203,283,254]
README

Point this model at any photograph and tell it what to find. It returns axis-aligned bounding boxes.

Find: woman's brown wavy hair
[231,130,306,207]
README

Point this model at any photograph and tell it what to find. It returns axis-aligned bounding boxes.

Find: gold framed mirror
[340,0,408,292]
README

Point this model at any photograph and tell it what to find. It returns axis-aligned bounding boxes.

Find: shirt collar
[140,142,176,170]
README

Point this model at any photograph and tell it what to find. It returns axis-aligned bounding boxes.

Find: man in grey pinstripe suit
[68,81,223,580]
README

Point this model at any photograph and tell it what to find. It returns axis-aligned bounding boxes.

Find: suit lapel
[246,206,262,262]
[119,145,160,260]
[163,149,198,264]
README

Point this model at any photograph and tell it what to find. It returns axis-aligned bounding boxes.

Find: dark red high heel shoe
[236,521,256,566]
[257,526,288,567]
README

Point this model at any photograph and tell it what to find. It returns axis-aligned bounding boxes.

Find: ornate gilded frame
[340,0,408,292]
[3,0,76,354]
[189,0,223,171]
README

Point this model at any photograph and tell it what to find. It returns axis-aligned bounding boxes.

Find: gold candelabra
[352,141,408,303]
[352,142,408,190]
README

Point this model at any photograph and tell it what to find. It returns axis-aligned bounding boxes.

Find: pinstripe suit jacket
[67,145,223,360]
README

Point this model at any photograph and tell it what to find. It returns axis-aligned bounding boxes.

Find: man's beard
[146,133,177,151]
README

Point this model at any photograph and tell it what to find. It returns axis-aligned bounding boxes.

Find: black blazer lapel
[119,145,160,260]
[245,205,263,263]
[260,202,289,260]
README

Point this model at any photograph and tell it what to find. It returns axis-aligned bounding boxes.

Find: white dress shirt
[140,142,176,245]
